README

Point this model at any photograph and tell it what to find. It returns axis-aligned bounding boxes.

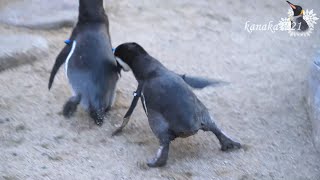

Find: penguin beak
[286,1,296,10]
[115,57,131,72]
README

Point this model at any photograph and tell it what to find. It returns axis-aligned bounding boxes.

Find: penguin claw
[95,119,104,126]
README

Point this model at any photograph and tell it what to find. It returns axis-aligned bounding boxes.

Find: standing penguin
[113,42,241,167]
[286,1,309,31]
[48,0,129,126]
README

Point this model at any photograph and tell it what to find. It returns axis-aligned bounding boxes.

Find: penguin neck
[78,0,106,23]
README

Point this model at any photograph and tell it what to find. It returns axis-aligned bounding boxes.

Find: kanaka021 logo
[244,1,319,37]
[278,1,319,36]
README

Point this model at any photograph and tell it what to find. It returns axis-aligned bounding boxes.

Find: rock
[0,0,77,30]
[0,0,115,30]
[307,56,320,153]
[0,34,48,71]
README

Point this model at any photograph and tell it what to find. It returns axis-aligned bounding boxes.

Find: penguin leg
[147,110,175,167]
[89,108,105,126]
[202,118,241,151]
[63,94,81,118]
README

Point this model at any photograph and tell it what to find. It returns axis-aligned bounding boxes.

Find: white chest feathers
[64,40,77,75]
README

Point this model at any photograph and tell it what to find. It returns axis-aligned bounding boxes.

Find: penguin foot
[147,157,167,168]
[202,120,241,152]
[90,109,105,126]
[95,118,104,126]
[63,95,81,118]
[220,137,241,152]
[147,146,169,168]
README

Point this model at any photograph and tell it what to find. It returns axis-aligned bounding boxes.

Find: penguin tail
[179,74,229,89]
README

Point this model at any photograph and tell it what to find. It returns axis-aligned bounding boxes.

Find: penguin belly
[64,30,119,111]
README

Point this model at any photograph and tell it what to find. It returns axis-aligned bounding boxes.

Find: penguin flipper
[48,45,71,90]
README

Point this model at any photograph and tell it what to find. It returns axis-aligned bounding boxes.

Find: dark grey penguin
[287,1,309,31]
[48,0,129,126]
[113,42,241,167]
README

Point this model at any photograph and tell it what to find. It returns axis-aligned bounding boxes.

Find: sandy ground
[1,0,320,179]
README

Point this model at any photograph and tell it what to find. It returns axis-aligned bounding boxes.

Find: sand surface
[1,0,320,179]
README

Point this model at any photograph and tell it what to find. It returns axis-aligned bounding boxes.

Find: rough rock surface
[0,0,114,30]
[0,0,77,30]
[0,34,48,71]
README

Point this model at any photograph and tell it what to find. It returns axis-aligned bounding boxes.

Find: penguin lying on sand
[113,42,241,167]
[286,1,309,31]
[48,0,130,126]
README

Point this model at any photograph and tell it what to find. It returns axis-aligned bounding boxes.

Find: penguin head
[79,0,103,7]
[78,0,105,22]
[287,1,304,16]
[114,42,147,68]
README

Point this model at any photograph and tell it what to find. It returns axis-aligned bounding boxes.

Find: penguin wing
[48,45,72,90]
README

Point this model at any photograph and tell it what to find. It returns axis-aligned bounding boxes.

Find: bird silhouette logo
[278,1,319,36]
[287,1,309,31]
